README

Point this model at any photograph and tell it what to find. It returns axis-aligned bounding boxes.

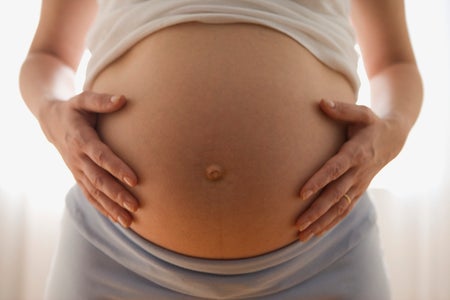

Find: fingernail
[118,215,129,227]
[124,176,135,187]
[323,99,335,108]
[299,231,313,242]
[298,221,311,232]
[110,95,121,103]
[301,190,313,201]
[124,201,137,213]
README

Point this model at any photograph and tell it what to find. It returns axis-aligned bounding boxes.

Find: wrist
[380,113,412,163]
[36,99,63,144]
[369,62,423,139]
[381,111,414,139]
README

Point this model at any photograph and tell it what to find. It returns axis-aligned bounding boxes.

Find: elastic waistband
[65,185,376,298]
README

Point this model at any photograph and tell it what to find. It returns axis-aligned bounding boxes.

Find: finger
[320,99,376,125]
[82,130,138,188]
[315,191,364,236]
[316,199,358,236]
[71,91,127,114]
[298,193,354,242]
[299,151,353,200]
[78,174,133,228]
[77,181,110,218]
[297,172,354,231]
[81,156,139,212]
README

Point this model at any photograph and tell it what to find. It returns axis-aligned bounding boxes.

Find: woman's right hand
[40,91,139,227]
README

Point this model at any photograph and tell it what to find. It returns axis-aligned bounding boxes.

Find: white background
[1,1,449,299]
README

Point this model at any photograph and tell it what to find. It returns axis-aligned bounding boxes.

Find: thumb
[71,91,127,114]
[319,99,376,125]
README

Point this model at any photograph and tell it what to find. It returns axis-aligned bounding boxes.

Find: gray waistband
[65,185,376,298]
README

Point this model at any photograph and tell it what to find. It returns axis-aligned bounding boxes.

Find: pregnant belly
[90,22,356,259]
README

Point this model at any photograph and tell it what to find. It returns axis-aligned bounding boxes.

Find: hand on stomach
[90,22,356,259]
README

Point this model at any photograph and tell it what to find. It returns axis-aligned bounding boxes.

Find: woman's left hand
[296,99,407,242]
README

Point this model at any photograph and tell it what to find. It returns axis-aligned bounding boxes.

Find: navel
[205,164,225,181]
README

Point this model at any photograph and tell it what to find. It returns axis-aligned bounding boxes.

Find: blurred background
[1,1,449,299]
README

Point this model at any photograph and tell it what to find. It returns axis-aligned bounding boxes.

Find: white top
[84,0,360,91]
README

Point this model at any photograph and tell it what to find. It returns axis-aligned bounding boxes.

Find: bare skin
[89,22,355,258]
[19,0,422,257]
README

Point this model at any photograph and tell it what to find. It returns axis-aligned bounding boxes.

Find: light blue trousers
[45,185,391,300]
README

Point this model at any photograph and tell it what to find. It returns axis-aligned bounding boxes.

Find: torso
[90,22,356,259]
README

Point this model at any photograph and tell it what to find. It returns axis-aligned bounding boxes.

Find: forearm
[369,62,423,138]
[19,52,77,122]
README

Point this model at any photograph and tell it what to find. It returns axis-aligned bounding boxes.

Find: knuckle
[329,189,344,203]
[92,147,107,166]
[115,189,128,204]
[350,147,364,164]
[337,201,348,215]
[353,145,375,165]
[327,161,344,180]
[110,206,125,219]
[359,105,374,122]
[66,131,87,151]
[92,175,105,189]
[92,187,103,198]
